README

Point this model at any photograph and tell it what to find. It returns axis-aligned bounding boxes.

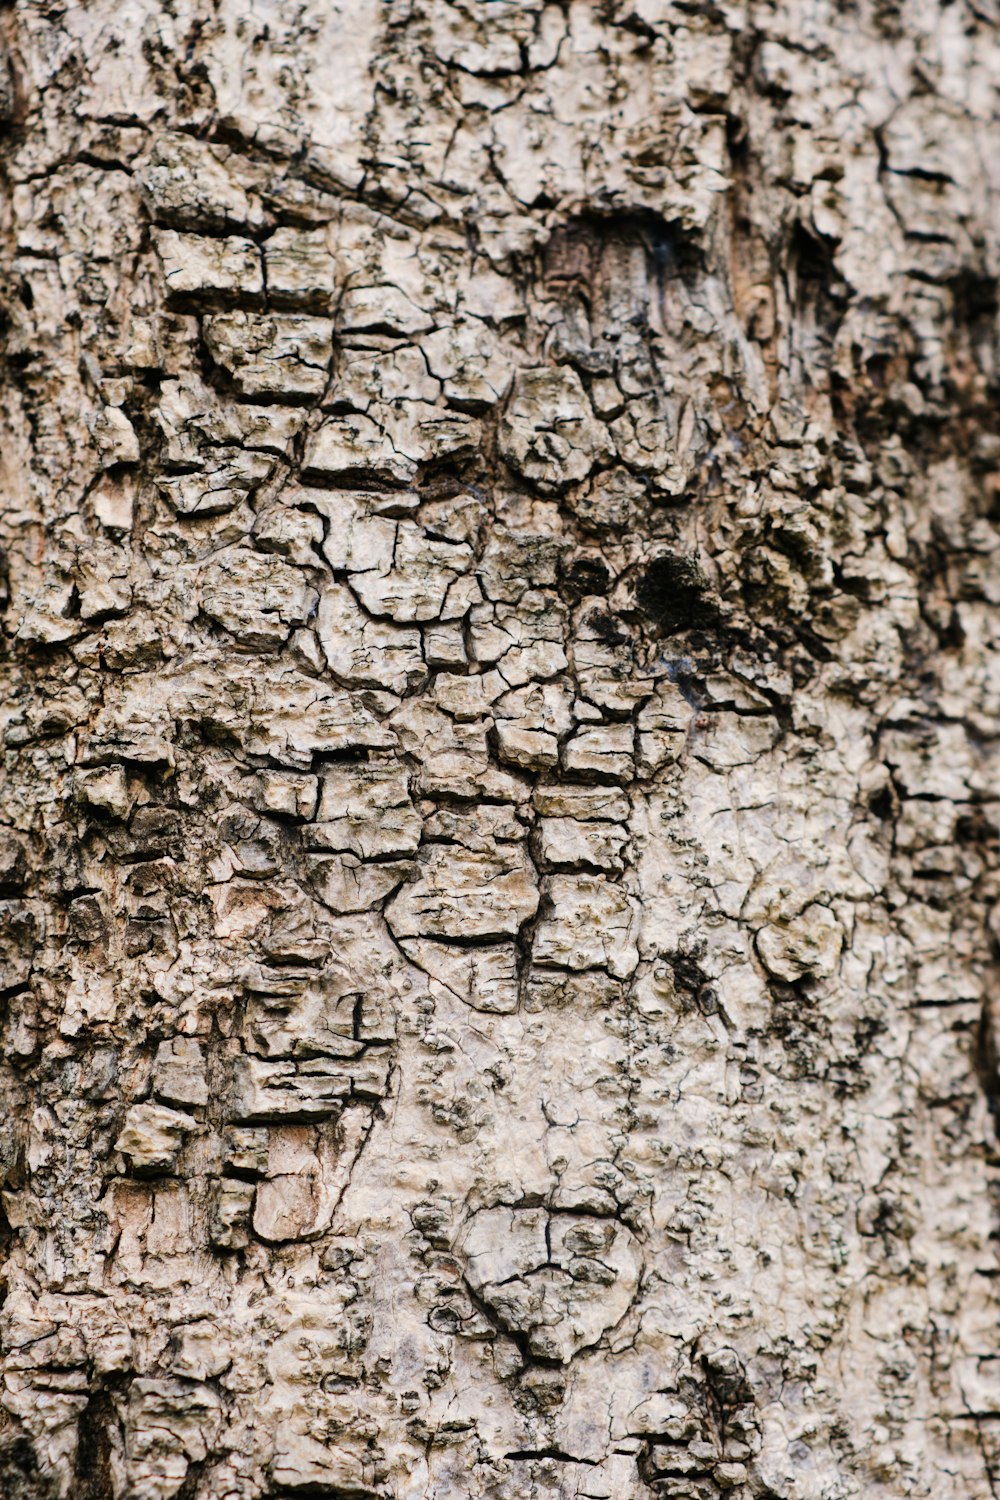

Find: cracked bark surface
[0,2,999,1497]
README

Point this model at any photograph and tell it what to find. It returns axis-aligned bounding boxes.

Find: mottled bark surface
[1,3,999,1498]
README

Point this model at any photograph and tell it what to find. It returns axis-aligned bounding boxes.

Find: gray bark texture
[1,2,999,1497]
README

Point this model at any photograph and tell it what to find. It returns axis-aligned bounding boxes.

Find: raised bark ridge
[0,3,999,1498]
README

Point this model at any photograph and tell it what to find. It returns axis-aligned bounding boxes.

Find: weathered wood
[1,3,999,1497]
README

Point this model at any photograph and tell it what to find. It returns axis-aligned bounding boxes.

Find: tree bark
[1,2,999,1497]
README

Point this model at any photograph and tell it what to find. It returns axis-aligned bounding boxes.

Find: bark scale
[0,2,999,1498]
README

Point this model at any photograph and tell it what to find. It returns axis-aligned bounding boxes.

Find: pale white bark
[1,3,999,1499]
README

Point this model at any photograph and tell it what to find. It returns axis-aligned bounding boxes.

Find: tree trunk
[1,2,999,1497]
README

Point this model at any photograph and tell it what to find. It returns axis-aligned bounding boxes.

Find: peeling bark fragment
[229,1056,362,1122]
[421,321,513,409]
[350,526,475,623]
[534,876,639,979]
[306,852,415,915]
[153,1039,209,1108]
[156,375,307,460]
[479,527,567,604]
[270,1424,378,1498]
[469,593,570,688]
[495,723,560,772]
[538,817,628,874]
[159,448,276,518]
[386,841,539,942]
[391,698,525,800]
[562,724,635,784]
[203,313,333,401]
[137,135,266,234]
[199,550,316,647]
[339,284,434,337]
[337,344,441,409]
[264,226,336,308]
[304,413,418,485]
[243,957,369,1060]
[317,583,426,694]
[125,1379,223,1500]
[114,1104,196,1172]
[460,1207,641,1362]
[154,230,263,305]
[500,367,611,494]
[90,406,140,467]
[756,903,843,982]
[401,940,519,1014]
[311,764,421,859]
[234,672,397,764]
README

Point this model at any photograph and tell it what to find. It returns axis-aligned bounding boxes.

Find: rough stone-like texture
[0,3,999,1499]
